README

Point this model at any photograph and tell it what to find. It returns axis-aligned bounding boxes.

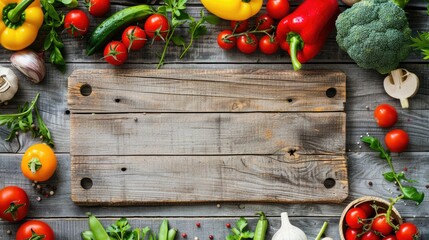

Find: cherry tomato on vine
[396,223,420,240]
[64,10,90,37]
[16,220,55,240]
[103,41,128,66]
[259,35,279,55]
[0,186,29,222]
[122,26,147,51]
[21,144,57,182]
[217,30,236,50]
[256,14,275,32]
[346,207,367,229]
[362,231,381,240]
[345,227,362,240]
[144,14,169,41]
[357,202,375,218]
[374,104,398,128]
[382,235,397,240]
[230,20,249,33]
[87,0,110,17]
[266,0,290,20]
[372,215,393,236]
[385,129,409,153]
[237,34,258,54]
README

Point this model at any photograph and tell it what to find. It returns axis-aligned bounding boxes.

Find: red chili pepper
[276,0,339,70]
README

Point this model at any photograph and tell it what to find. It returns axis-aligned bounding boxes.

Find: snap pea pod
[167,228,177,240]
[82,230,95,240]
[158,219,169,240]
[87,213,110,240]
[254,212,268,240]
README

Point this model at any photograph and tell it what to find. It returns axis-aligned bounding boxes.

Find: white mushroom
[384,68,420,108]
[0,66,19,104]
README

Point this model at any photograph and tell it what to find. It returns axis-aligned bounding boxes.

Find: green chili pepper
[81,230,95,240]
[87,213,110,240]
[167,228,177,240]
[253,212,268,240]
[158,219,169,240]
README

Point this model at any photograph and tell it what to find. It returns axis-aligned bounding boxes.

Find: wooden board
[68,69,348,205]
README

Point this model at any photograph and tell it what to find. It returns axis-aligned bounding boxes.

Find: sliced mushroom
[383,68,420,109]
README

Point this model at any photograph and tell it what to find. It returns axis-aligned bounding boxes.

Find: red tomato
[346,207,368,229]
[64,10,90,37]
[16,220,55,240]
[357,202,375,218]
[103,41,128,66]
[371,215,393,235]
[144,14,169,41]
[0,186,29,222]
[396,223,420,240]
[237,34,258,54]
[259,35,279,55]
[374,104,398,128]
[122,26,147,51]
[230,20,249,33]
[385,129,409,153]
[382,235,397,240]
[362,231,381,240]
[345,227,362,240]
[256,14,275,32]
[266,0,290,20]
[217,30,236,50]
[87,0,110,17]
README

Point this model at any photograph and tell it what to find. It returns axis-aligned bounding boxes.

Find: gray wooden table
[1,0,428,239]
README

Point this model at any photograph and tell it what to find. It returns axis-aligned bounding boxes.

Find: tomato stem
[157,26,175,69]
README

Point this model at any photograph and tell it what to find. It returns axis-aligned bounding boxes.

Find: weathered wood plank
[68,69,346,113]
[70,112,346,155]
[70,154,348,205]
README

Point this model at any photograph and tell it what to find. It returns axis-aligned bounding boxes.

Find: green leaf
[171,35,186,47]
[203,14,221,25]
[383,171,396,182]
[226,235,235,240]
[175,10,190,20]
[236,217,248,232]
[241,231,254,239]
[396,172,417,183]
[402,186,425,204]
[193,25,207,39]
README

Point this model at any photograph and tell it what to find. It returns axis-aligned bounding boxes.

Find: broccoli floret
[335,0,411,74]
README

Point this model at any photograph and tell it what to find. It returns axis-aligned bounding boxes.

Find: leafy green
[0,93,54,147]
[106,218,152,240]
[226,217,254,240]
[411,32,429,60]
[361,136,424,205]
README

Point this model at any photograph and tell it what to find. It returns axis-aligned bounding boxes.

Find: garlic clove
[10,49,46,84]
[272,212,307,240]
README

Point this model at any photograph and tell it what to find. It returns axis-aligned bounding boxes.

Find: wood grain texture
[68,69,346,113]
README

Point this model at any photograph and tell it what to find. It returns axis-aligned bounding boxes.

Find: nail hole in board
[326,88,337,98]
[65,110,70,115]
[81,177,93,190]
[323,178,336,189]
[287,98,293,103]
[121,167,127,172]
[115,98,121,103]
[80,84,92,96]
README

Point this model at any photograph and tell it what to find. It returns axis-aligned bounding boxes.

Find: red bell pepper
[276,0,339,70]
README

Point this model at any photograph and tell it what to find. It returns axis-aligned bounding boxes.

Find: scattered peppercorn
[196,222,201,228]
[425,185,429,189]
[49,190,55,196]
[368,181,373,186]
[6,230,12,235]
[194,237,199,240]
[36,196,42,202]
[182,233,187,238]
[403,167,408,171]
[225,223,231,228]
[209,235,214,240]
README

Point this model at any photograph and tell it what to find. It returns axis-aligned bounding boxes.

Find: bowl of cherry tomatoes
[339,196,403,240]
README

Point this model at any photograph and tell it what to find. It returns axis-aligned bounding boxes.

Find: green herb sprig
[226,217,254,240]
[0,93,54,147]
[410,1,429,60]
[106,218,150,240]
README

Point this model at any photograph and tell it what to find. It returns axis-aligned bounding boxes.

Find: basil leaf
[402,186,425,204]
[171,35,186,47]
[203,14,221,25]
[383,171,396,182]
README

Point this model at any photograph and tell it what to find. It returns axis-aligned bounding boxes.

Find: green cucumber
[86,4,154,55]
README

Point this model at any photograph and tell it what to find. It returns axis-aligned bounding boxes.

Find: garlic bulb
[0,66,19,104]
[10,49,46,83]
[272,212,307,240]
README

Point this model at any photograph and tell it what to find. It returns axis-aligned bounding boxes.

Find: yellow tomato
[21,144,57,182]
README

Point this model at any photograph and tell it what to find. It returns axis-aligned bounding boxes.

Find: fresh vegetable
[345,227,362,240]
[237,34,258,54]
[231,20,249,34]
[276,0,339,71]
[217,30,236,50]
[87,0,110,17]
[106,218,149,240]
[259,35,278,55]
[103,41,129,66]
[16,220,55,240]
[0,93,55,147]
[315,222,328,240]
[411,32,429,60]
[122,26,147,51]
[64,9,90,37]
[385,129,409,153]
[0,66,19,104]
[335,0,411,74]
[256,14,274,32]
[374,104,398,128]
[10,49,46,84]
[21,143,57,182]
[396,223,420,240]
[87,213,110,240]
[382,235,397,240]
[371,215,393,235]
[266,0,289,20]
[200,0,262,21]
[345,207,367,229]
[357,202,375,218]
[226,217,254,240]
[361,231,381,240]
[86,5,154,55]
[271,212,307,240]
[159,219,169,240]
[144,14,169,41]
[253,212,268,240]
[0,0,43,50]
[0,186,29,222]
[383,69,419,109]
[167,228,177,240]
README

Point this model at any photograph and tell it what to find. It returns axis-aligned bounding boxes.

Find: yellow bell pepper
[200,0,262,21]
[0,0,43,51]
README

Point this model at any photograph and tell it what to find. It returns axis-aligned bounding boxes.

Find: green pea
[254,212,268,240]
[87,213,110,240]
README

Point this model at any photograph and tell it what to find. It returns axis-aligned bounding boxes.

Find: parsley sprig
[106,218,151,240]
[226,217,254,240]
[0,93,54,147]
